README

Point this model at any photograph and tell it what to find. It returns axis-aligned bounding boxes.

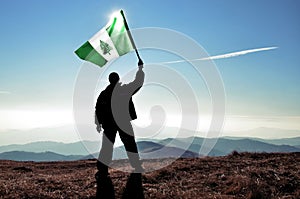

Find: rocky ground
[0,152,299,198]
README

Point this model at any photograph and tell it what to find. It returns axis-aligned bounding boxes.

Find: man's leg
[118,123,143,171]
[97,127,117,175]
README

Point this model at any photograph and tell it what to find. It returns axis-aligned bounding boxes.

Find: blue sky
[0,0,300,142]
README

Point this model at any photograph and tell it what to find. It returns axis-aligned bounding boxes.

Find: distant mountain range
[163,137,300,156]
[0,141,99,156]
[85,141,199,160]
[0,151,82,162]
[0,136,299,161]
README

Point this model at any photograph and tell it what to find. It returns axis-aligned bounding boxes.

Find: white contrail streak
[156,46,278,64]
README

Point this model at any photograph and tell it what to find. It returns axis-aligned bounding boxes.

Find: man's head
[109,72,120,84]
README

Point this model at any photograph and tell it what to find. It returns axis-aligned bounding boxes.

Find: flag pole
[120,10,143,64]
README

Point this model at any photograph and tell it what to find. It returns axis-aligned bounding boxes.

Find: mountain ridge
[0,136,299,161]
[0,151,82,162]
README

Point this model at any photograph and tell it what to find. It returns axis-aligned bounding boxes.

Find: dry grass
[0,152,299,198]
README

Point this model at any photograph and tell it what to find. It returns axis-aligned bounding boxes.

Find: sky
[0,0,300,144]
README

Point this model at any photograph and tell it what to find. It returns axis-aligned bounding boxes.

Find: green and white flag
[75,11,134,67]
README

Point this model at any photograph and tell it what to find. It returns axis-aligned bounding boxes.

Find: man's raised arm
[122,60,145,94]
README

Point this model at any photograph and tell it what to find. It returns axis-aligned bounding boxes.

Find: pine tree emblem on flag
[75,10,134,67]
[100,40,112,55]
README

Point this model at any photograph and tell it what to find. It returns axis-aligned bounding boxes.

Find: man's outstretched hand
[138,59,144,69]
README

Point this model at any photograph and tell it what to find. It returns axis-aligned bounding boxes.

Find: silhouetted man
[95,60,145,176]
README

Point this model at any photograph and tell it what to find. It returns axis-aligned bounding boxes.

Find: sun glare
[0,110,73,130]
[107,10,125,31]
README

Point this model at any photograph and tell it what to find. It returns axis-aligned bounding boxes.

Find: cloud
[157,46,278,64]
[0,91,10,94]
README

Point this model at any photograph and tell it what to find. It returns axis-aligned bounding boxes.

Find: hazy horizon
[1,123,300,147]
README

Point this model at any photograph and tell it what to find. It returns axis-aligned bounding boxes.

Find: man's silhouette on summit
[95,59,145,176]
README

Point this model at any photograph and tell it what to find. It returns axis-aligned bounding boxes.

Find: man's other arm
[95,93,104,132]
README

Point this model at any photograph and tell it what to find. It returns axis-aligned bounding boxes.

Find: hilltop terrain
[0,152,299,198]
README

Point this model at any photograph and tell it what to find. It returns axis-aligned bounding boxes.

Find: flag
[75,11,134,67]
